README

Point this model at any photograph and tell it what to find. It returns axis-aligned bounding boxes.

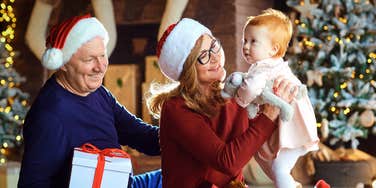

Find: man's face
[62,36,108,96]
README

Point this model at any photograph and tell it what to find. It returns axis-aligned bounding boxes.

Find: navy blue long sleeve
[18,75,160,188]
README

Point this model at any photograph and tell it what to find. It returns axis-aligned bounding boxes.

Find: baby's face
[242,25,276,64]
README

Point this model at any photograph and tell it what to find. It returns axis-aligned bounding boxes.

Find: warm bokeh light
[316,122,321,128]
[344,108,350,115]
[16,135,21,141]
[330,106,336,112]
[340,82,347,89]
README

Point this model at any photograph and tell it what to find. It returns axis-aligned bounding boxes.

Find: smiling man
[18,14,161,188]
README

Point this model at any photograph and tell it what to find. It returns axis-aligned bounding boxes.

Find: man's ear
[60,64,68,72]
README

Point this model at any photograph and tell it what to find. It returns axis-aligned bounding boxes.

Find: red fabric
[159,97,277,188]
[315,179,331,188]
[46,14,91,49]
[156,23,177,57]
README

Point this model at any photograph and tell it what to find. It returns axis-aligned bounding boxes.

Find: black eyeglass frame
[197,38,222,65]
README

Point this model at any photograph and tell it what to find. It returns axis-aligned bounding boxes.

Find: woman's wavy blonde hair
[146,35,225,119]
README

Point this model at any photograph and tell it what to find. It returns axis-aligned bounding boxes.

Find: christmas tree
[285,0,376,149]
[0,0,29,164]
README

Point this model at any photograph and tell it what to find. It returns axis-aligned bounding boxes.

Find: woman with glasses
[147,18,297,188]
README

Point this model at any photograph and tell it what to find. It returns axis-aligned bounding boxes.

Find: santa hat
[42,14,109,70]
[156,18,212,81]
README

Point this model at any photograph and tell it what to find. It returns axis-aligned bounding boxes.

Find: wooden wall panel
[104,64,140,115]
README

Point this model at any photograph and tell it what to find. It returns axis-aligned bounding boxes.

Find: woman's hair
[244,8,293,57]
[146,36,225,119]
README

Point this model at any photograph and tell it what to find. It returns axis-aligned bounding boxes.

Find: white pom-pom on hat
[41,14,109,70]
[41,48,63,70]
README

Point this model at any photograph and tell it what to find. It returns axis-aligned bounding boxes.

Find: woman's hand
[261,104,280,122]
[261,76,298,122]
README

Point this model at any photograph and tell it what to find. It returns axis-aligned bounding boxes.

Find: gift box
[69,143,132,188]
[0,161,20,188]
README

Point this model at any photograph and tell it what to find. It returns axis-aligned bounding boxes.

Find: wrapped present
[69,143,132,188]
[0,161,20,188]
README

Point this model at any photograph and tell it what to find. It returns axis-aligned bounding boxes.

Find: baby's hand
[273,76,298,103]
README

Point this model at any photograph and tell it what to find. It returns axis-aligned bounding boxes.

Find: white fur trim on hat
[41,17,109,70]
[158,18,212,81]
[62,18,109,64]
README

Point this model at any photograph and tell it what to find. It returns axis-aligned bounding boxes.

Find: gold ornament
[359,110,375,128]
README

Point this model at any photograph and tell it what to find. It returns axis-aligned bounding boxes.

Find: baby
[229,8,319,188]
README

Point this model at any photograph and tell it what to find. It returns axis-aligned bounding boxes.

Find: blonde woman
[147,18,297,188]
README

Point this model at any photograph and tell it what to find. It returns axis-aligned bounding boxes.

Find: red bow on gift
[81,143,131,188]
[315,179,330,188]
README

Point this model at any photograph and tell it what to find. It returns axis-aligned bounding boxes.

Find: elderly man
[18,14,161,188]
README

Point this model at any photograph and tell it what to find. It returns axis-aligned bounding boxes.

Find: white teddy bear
[221,72,307,121]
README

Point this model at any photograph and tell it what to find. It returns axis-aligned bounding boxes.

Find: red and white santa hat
[42,14,109,70]
[156,18,212,81]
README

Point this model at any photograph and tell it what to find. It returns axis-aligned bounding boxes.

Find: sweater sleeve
[161,101,276,176]
[113,100,160,156]
[18,111,70,188]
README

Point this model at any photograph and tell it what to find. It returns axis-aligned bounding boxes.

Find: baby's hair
[244,8,293,57]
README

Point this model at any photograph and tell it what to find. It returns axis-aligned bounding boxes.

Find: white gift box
[0,161,20,188]
[69,147,132,188]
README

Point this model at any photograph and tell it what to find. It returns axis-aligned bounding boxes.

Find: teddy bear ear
[220,90,233,99]
[230,72,244,86]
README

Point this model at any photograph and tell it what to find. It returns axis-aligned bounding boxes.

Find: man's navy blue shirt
[18,75,160,188]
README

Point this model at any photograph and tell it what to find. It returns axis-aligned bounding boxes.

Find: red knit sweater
[160,97,277,188]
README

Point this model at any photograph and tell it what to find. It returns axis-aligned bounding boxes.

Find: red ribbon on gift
[80,143,131,188]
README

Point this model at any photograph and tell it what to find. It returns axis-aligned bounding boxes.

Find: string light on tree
[0,0,30,164]
[286,0,376,149]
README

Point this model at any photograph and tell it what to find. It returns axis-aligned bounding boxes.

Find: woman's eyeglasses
[197,38,221,65]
